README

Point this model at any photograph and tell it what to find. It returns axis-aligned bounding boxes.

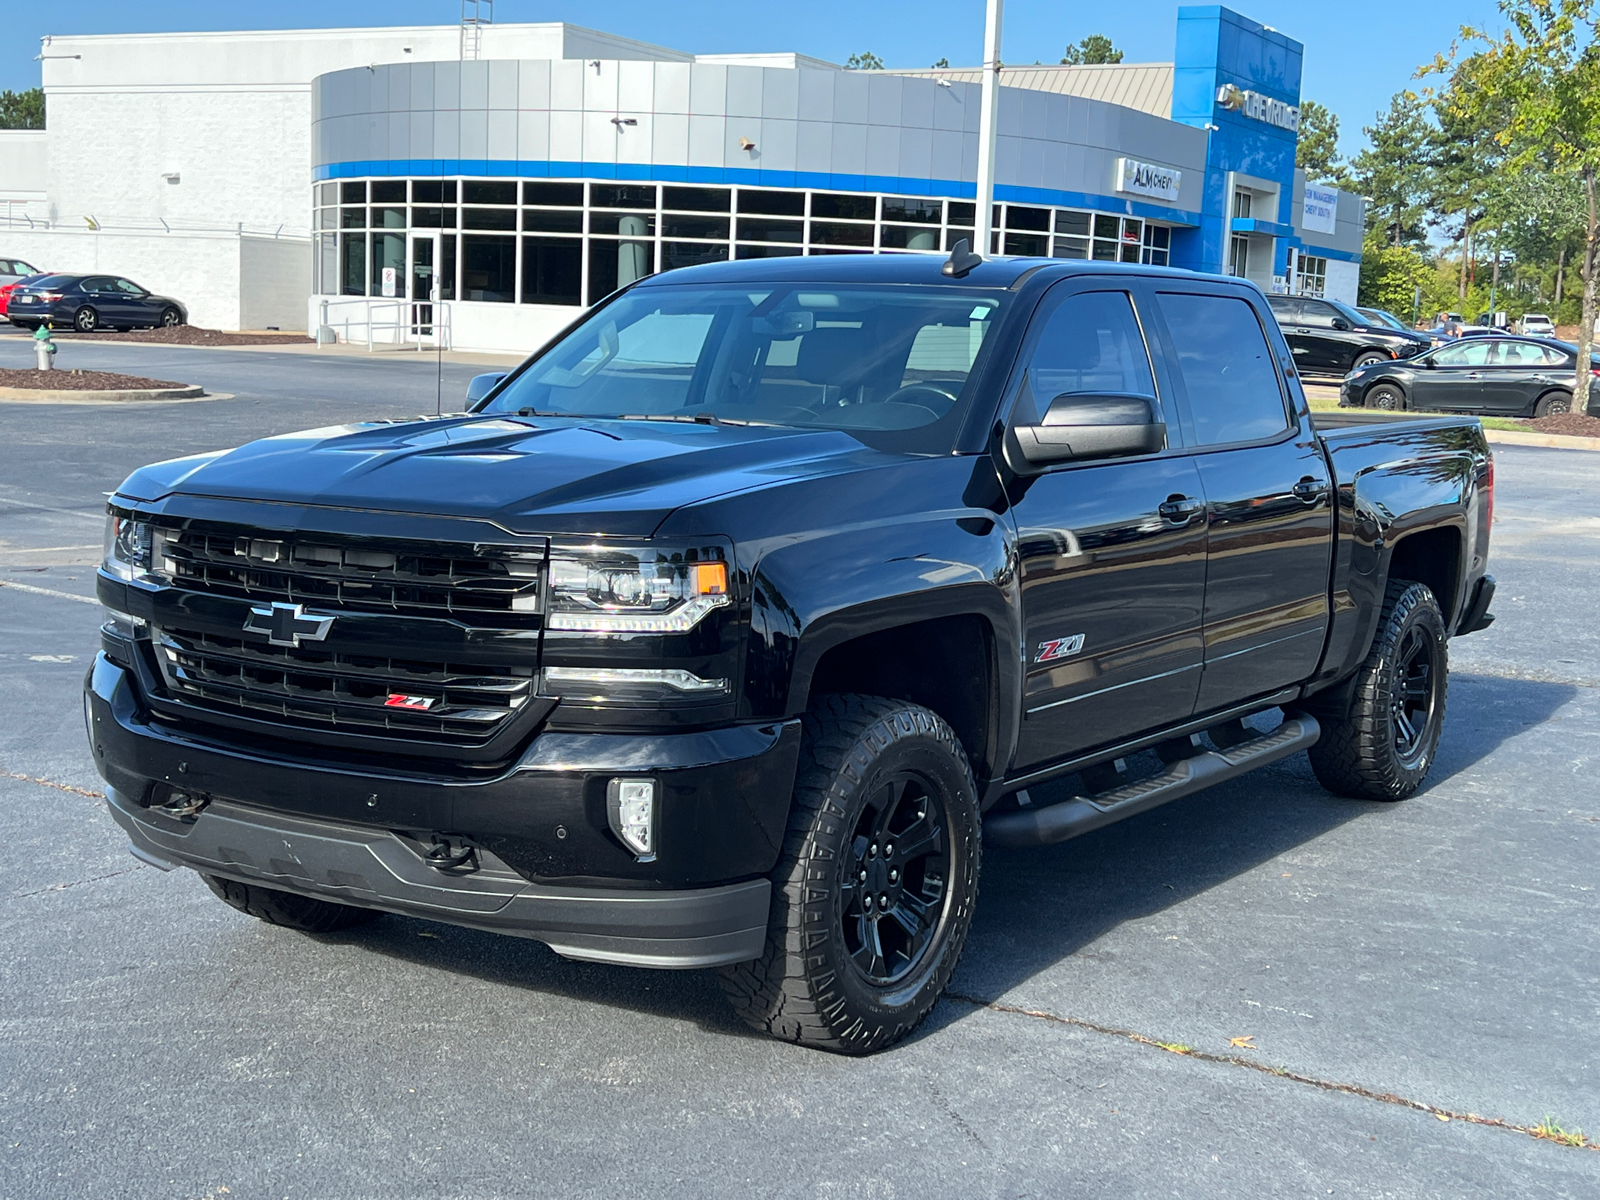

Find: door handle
[1292,477,1328,503]
[1159,496,1204,523]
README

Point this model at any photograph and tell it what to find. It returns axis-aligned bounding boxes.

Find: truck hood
[115,414,882,536]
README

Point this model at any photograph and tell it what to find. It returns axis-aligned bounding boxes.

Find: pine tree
[1296,101,1352,186]
[1351,93,1436,247]
[1060,35,1123,65]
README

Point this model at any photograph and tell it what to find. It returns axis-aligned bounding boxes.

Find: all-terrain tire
[203,875,382,933]
[1302,580,1448,801]
[718,694,981,1055]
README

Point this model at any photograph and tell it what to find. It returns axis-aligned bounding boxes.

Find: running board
[984,716,1321,849]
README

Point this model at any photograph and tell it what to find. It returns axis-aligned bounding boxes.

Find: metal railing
[325,300,454,352]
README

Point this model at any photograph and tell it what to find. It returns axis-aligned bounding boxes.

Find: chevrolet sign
[1216,84,1300,132]
[1116,157,1182,202]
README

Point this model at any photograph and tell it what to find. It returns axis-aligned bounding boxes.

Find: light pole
[974,0,1003,258]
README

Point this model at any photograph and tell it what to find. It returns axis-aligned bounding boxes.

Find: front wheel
[1367,383,1407,412]
[74,305,98,332]
[159,307,183,327]
[719,695,981,1055]
[1303,580,1447,801]
[1352,351,1389,370]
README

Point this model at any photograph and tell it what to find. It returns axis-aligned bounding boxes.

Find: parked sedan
[0,273,47,317]
[0,257,42,286]
[1340,334,1596,416]
[7,273,187,332]
[1267,294,1431,374]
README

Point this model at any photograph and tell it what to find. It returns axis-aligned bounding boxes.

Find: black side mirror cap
[1005,393,1166,471]
[465,372,509,404]
[1331,318,1350,331]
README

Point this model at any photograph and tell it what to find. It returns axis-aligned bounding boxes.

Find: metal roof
[882,63,1175,119]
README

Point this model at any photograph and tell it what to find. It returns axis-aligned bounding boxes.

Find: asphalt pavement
[1,332,1597,1199]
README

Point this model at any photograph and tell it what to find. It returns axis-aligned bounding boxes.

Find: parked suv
[90,253,1494,1055]
[1518,313,1555,337]
[1268,295,1430,374]
[7,273,187,332]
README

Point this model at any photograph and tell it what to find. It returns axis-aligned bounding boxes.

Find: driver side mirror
[465,371,508,403]
[1005,393,1166,472]
[1331,317,1351,331]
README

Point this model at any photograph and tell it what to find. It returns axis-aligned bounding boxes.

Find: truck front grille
[158,524,542,626]
[152,626,535,744]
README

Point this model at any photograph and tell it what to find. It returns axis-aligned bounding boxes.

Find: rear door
[1147,284,1334,713]
[1006,279,1207,767]
[1478,339,1557,414]
[1409,339,1490,411]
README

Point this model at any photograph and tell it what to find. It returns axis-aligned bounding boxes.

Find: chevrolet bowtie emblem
[243,601,335,648]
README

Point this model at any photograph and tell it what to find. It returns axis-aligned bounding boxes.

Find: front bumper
[87,653,800,967]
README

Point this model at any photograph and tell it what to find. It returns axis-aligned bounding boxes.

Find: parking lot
[2,331,1597,1199]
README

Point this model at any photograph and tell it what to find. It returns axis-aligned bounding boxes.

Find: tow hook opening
[150,785,212,823]
[400,832,480,874]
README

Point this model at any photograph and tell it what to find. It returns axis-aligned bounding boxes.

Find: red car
[0,274,48,317]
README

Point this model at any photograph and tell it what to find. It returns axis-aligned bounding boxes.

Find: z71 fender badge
[1035,634,1086,663]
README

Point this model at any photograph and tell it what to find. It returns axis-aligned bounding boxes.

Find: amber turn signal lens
[691,562,727,596]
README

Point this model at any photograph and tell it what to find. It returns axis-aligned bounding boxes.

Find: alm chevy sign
[1216,84,1300,132]
[1116,157,1182,203]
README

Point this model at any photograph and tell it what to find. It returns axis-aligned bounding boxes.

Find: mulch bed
[50,325,312,346]
[0,368,189,391]
[1525,413,1600,438]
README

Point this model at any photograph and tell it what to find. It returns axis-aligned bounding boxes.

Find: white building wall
[1323,258,1360,306]
[240,236,313,330]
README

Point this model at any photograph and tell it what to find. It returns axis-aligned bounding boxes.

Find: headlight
[547,547,730,633]
[102,510,169,584]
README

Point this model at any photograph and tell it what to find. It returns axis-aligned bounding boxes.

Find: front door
[1148,285,1334,713]
[1007,282,1207,769]
[408,232,439,336]
[1410,339,1490,411]
[1296,299,1353,372]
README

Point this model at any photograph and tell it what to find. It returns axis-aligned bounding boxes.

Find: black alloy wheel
[1534,391,1572,417]
[1367,383,1406,411]
[840,772,951,986]
[1390,624,1440,769]
[160,307,182,327]
[74,305,98,332]
[1353,351,1389,369]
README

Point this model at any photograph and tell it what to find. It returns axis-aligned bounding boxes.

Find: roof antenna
[942,237,983,279]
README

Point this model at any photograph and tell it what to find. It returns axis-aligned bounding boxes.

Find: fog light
[606,777,657,861]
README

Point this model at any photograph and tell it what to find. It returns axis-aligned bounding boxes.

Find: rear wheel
[160,307,183,327]
[1533,390,1572,417]
[1302,580,1447,801]
[203,874,382,933]
[719,694,981,1055]
[1367,383,1407,412]
[74,306,98,332]
[1352,351,1389,370]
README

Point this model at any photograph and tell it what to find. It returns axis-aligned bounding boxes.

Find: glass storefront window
[371,231,405,297]
[883,198,941,224]
[1005,232,1048,256]
[662,214,729,240]
[738,190,804,216]
[522,209,582,233]
[371,206,406,229]
[340,207,365,229]
[811,221,874,247]
[440,234,457,301]
[881,225,940,250]
[340,181,366,204]
[371,181,405,204]
[735,216,803,243]
[523,236,582,306]
[664,187,730,212]
[735,244,804,258]
[340,232,366,296]
[1055,211,1090,237]
[591,212,657,236]
[413,180,457,204]
[461,235,516,302]
[590,183,656,209]
[412,206,456,229]
[588,235,653,303]
[662,242,729,270]
[1006,205,1050,232]
[463,207,517,230]
[525,182,582,206]
[812,193,875,220]
[463,181,516,206]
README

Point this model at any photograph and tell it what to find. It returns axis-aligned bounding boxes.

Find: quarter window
[1157,293,1289,446]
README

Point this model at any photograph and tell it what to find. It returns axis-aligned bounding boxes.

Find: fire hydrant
[33,324,57,371]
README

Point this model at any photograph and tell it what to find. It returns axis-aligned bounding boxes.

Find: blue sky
[5,0,1503,160]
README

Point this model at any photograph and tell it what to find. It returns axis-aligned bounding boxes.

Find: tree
[1358,234,1432,320]
[0,87,43,130]
[1351,92,1436,247]
[845,51,884,70]
[1428,54,1507,303]
[931,58,950,69]
[1296,100,1352,186]
[1060,35,1123,65]
[1441,0,1600,413]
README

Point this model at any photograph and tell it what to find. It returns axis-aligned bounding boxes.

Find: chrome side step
[984,716,1321,849]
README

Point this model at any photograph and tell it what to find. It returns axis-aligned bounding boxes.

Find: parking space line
[4,545,102,554]
[0,579,100,605]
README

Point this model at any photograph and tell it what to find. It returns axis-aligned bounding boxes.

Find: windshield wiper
[613,412,778,428]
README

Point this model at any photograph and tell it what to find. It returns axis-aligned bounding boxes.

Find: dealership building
[0,5,1364,352]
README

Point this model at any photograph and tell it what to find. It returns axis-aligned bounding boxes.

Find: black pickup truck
[88,251,1495,1055]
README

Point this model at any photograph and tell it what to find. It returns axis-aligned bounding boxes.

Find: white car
[1519,313,1555,336]
[0,257,42,286]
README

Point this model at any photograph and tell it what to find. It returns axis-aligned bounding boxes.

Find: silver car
[0,257,43,286]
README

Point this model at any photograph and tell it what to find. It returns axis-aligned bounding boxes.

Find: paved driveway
[1,338,1596,1198]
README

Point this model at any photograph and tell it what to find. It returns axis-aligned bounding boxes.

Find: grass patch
[1535,1117,1589,1148]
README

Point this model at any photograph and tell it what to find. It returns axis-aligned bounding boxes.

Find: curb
[1483,428,1600,452]
[0,384,217,404]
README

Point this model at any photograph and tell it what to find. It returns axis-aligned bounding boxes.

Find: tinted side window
[1266,296,1302,323]
[1298,301,1338,328]
[1432,340,1492,367]
[1157,292,1289,446]
[1011,290,1156,425]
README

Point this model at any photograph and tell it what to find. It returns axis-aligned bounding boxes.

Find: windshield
[479,282,1011,453]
